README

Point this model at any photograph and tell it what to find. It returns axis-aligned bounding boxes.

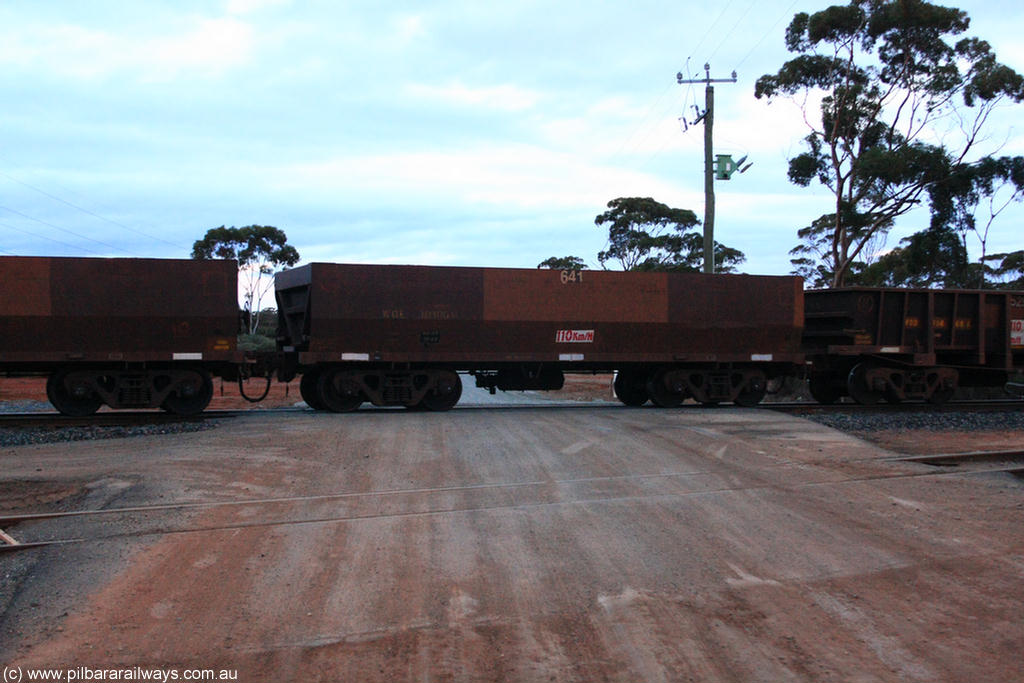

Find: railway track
[890,449,1024,475]
[0,398,1019,426]
[0,409,243,429]
[767,399,1024,414]
[3,448,1021,555]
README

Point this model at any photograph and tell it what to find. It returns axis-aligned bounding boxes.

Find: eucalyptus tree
[755,0,1024,287]
[537,256,587,270]
[192,225,300,334]
[594,197,744,273]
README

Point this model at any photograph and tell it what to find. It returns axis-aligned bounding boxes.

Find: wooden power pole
[676,64,737,274]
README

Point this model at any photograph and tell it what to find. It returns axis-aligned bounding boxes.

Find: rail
[3,448,1021,555]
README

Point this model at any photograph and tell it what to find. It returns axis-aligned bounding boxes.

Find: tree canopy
[755,0,1024,287]
[857,225,970,288]
[537,256,586,270]
[538,197,745,273]
[192,225,299,266]
[593,197,744,273]
[855,236,1024,289]
[985,250,1024,289]
[192,225,300,334]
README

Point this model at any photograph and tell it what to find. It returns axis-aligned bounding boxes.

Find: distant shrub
[237,333,276,352]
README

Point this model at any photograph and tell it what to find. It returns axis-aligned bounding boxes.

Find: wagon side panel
[0,256,239,365]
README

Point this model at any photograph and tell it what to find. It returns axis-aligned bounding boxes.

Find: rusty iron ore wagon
[0,256,240,415]
[4,256,1021,416]
[275,263,805,411]
[802,287,1024,405]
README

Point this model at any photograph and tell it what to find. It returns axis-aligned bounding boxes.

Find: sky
[1,0,1023,277]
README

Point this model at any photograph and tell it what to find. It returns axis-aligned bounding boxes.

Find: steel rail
[3,454,1021,554]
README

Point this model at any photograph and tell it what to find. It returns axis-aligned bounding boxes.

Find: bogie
[845,362,959,406]
[419,371,462,411]
[313,367,465,412]
[161,369,214,416]
[317,369,364,413]
[45,366,214,416]
[646,367,686,408]
[613,370,649,407]
[300,368,327,410]
[46,369,103,417]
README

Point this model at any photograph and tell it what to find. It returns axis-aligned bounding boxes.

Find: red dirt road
[2,406,1023,681]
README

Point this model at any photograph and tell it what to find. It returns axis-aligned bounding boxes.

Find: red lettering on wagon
[555,329,595,343]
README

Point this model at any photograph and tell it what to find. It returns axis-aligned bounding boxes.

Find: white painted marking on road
[686,426,723,438]
[597,587,641,611]
[561,440,594,455]
[725,562,781,588]
[888,496,925,510]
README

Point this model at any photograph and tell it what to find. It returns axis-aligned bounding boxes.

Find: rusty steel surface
[804,287,1024,372]
[277,263,804,366]
[0,257,240,366]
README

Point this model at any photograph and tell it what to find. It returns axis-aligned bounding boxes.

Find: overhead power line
[733,0,802,71]
[686,0,737,63]
[0,206,138,256]
[606,80,678,165]
[0,168,190,251]
[0,219,106,256]
[708,0,760,62]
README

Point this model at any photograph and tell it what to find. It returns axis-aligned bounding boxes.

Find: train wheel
[847,363,882,406]
[927,386,955,405]
[808,375,842,405]
[646,368,686,408]
[883,388,903,404]
[318,369,364,413]
[883,372,904,403]
[46,369,103,416]
[734,372,767,407]
[420,371,462,412]
[926,369,957,405]
[300,369,327,410]
[162,369,214,415]
[614,371,649,407]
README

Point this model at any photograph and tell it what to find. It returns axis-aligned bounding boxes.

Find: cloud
[225,0,290,15]
[537,91,685,158]
[275,142,684,213]
[0,17,256,82]
[392,13,427,44]
[146,18,256,80]
[405,81,541,112]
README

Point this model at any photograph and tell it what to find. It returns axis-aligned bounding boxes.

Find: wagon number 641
[560,269,584,284]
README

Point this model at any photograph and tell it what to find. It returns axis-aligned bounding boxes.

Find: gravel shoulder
[799,407,1024,455]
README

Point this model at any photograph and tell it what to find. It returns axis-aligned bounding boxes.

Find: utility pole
[677,64,737,274]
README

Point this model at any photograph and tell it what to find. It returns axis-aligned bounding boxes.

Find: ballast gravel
[4,400,1022,449]
[1,397,223,447]
[802,408,1024,434]
[0,418,217,448]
